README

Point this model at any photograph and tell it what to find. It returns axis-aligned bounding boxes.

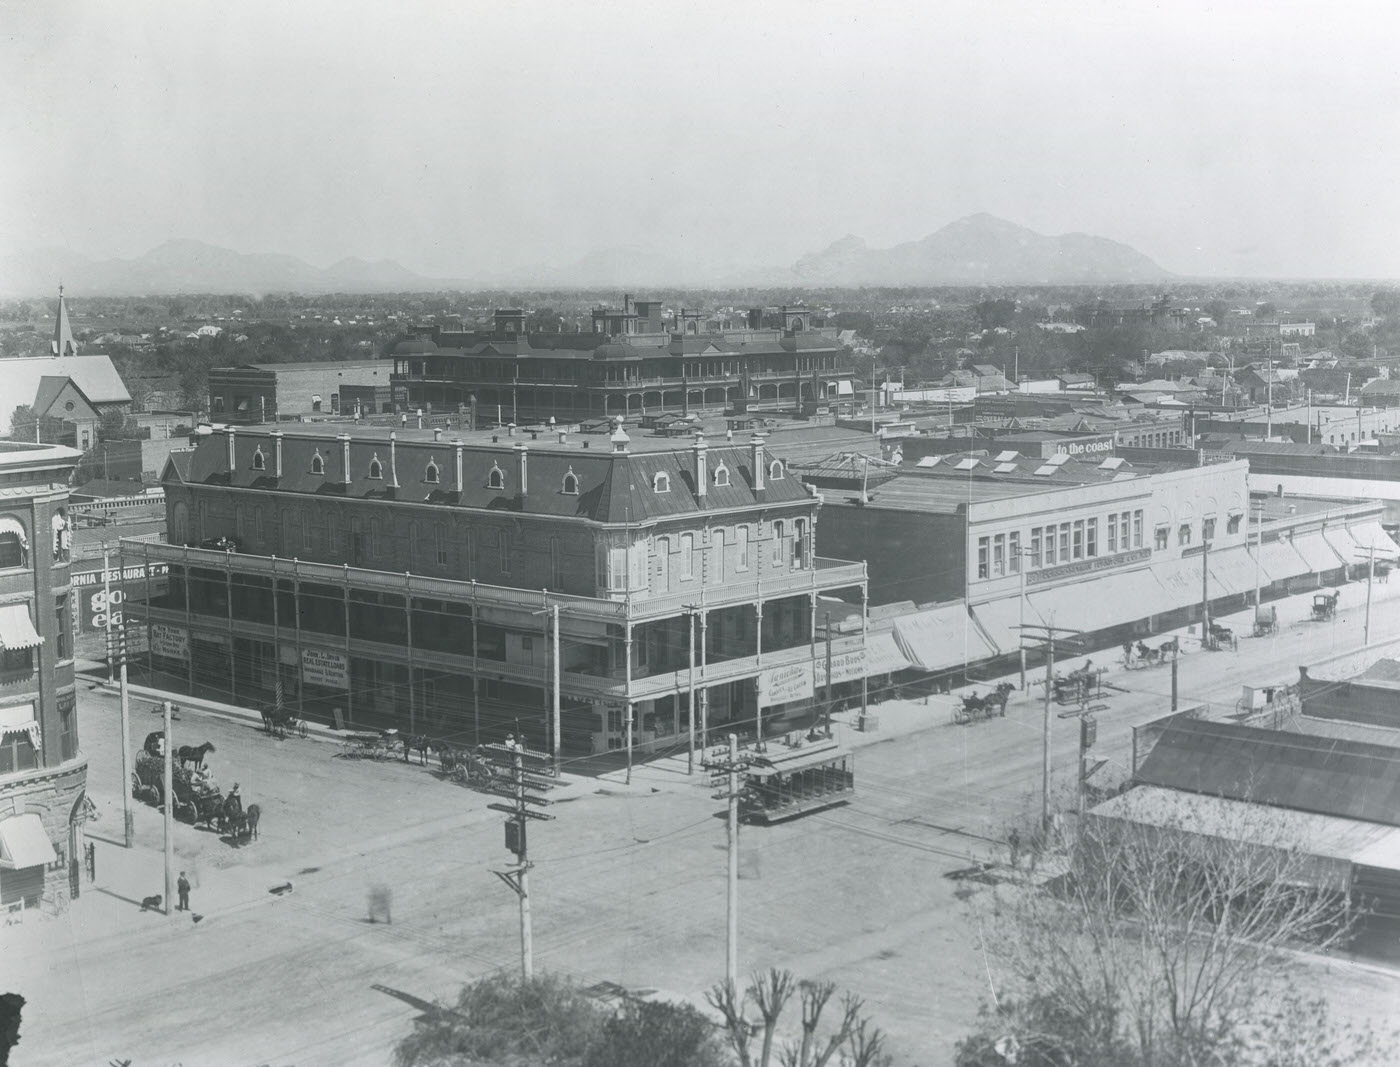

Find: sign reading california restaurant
[301,646,349,689]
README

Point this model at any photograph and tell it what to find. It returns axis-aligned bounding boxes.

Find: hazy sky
[4,0,1399,279]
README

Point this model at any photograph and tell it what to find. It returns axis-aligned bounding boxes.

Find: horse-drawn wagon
[1050,662,1106,705]
[1205,620,1238,652]
[1253,606,1278,637]
[1123,637,1180,669]
[260,705,308,740]
[954,682,1014,725]
[341,729,400,760]
[132,736,223,829]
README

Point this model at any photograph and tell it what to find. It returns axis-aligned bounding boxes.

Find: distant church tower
[51,284,78,357]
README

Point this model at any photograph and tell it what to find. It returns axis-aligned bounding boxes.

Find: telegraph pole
[119,632,133,847]
[102,549,115,685]
[1019,620,1082,830]
[824,611,833,736]
[487,737,557,979]
[1360,545,1377,646]
[704,734,750,989]
[162,699,174,916]
[1200,538,1211,642]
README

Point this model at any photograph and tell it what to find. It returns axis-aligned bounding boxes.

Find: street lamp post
[1253,500,1265,610]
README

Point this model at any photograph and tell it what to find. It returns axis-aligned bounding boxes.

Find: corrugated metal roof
[1134,717,1400,827]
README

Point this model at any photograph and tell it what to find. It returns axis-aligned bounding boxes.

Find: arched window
[768,459,784,481]
[562,469,579,495]
[653,471,670,494]
[487,464,505,490]
[311,451,325,475]
[713,463,730,488]
[425,460,440,484]
[368,456,383,480]
[0,521,27,569]
[251,448,266,471]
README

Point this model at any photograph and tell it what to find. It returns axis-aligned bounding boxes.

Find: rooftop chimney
[693,430,708,498]
[271,430,283,478]
[338,432,351,482]
[515,443,529,497]
[225,426,237,471]
[453,438,464,492]
[416,408,424,430]
[507,423,517,438]
[750,432,767,491]
[433,427,442,442]
[388,431,400,488]
[558,430,567,444]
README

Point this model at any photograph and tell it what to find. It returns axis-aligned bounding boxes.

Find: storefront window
[1227,514,1242,534]
[1059,523,1070,562]
[1203,517,1216,541]
[1044,527,1057,566]
[1133,511,1144,548]
[1087,519,1098,557]
[1009,532,1021,573]
[1030,528,1042,568]
[1155,526,1169,551]
[0,730,36,773]
[1121,512,1131,551]
[1072,521,1084,560]
[977,537,989,579]
[1179,523,1192,546]
[993,534,1006,576]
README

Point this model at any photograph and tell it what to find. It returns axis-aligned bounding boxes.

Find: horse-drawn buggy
[1312,589,1340,622]
[1205,620,1238,652]
[436,744,503,786]
[1123,637,1180,669]
[954,681,1014,725]
[341,728,401,760]
[1253,605,1278,637]
[260,705,308,740]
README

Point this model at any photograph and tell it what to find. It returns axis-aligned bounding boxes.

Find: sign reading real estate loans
[758,662,815,707]
[301,646,349,689]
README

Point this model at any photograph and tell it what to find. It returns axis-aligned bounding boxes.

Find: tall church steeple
[52,284,77,357]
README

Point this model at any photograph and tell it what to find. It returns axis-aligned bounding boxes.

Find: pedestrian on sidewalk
[177,872,190,912]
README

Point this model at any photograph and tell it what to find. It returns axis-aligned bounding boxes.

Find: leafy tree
[583,999,728,1067]
[1372,290,1400,319]
[956,803,1385,1067]
[974,299,1017,331]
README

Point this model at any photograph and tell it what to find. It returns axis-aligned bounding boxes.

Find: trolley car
[739,739,855,824]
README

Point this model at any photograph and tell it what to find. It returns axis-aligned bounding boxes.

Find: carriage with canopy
[737,738,855,824]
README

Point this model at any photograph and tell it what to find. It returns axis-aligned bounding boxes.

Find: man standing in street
[177,872,191,912]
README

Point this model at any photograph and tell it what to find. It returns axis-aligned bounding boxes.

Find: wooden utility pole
[1020,620,1082,830]
[486,737,556,980]
[162,699,174,916]
[703,734,750,989]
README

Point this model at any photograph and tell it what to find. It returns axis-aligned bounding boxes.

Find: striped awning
[0,603,41,650]
[1291,532,1345,574]
[0,702,39,751]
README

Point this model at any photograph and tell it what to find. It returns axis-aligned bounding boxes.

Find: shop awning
[1345,521,1400,563]
[1151,557,1208,610]
[968,596,1047,657]
[0,604,42,651]
[1207,546,1261,598]
[0,703,39,750]
[864,631,914,676]
[1290,532,1345,574]
[1027,568,1172,632]
[891,603,997,670]
[1256,539,1310,583]
[0,812,57,870]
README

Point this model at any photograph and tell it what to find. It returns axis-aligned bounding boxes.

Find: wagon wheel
[297,718,309,739]
[131,772,142,799]
[341,739,359,758]
[175,799,197,824]
[139,784,160,806]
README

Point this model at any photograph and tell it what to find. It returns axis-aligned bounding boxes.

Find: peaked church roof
[52,286,78,357]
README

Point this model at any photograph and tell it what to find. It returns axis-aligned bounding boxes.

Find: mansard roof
[166,426,814,525]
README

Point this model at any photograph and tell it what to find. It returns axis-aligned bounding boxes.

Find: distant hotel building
[0,441,87,912]
[391,298,853,425]
[127,422,868,761]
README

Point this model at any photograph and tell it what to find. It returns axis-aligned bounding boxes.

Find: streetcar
[739,738,855,824]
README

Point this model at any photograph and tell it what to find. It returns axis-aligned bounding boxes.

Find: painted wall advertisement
[301,646,349,689]
[72,562,170,633]
[821,648,868,688]
[757,662,815,707]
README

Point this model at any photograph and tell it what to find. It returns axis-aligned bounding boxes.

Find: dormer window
[487,464,505,490]
[768,460,784,481]
[425,460,440,484]
[368,456,383,480]
[251,448,266,471]
[713,463,731,488]
[311,451,325,475]
[562,469,580,495]
[653,471,671,494]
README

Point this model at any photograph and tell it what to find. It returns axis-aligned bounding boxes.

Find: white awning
[0,702,39,751]
[0,516,27,550]
[864,632,914,676]
[1151,557,1208,609]
[1207,547,1260,598]
[1290,532,1345,574]
[1028,567,1173,631]
[1346,521,1400,563]
[892,603,997,669]
[1256,539,1310,583]
[0,812,57,870]
[968,596,1047,657]
[0,604,42,650]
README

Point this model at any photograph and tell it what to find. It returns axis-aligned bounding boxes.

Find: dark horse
[219,791,244,835]
[243,804,261,841]
[403,734,430,765]
[178,741,216,770]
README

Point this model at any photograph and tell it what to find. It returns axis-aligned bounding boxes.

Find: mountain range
[0,216,1170,296]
